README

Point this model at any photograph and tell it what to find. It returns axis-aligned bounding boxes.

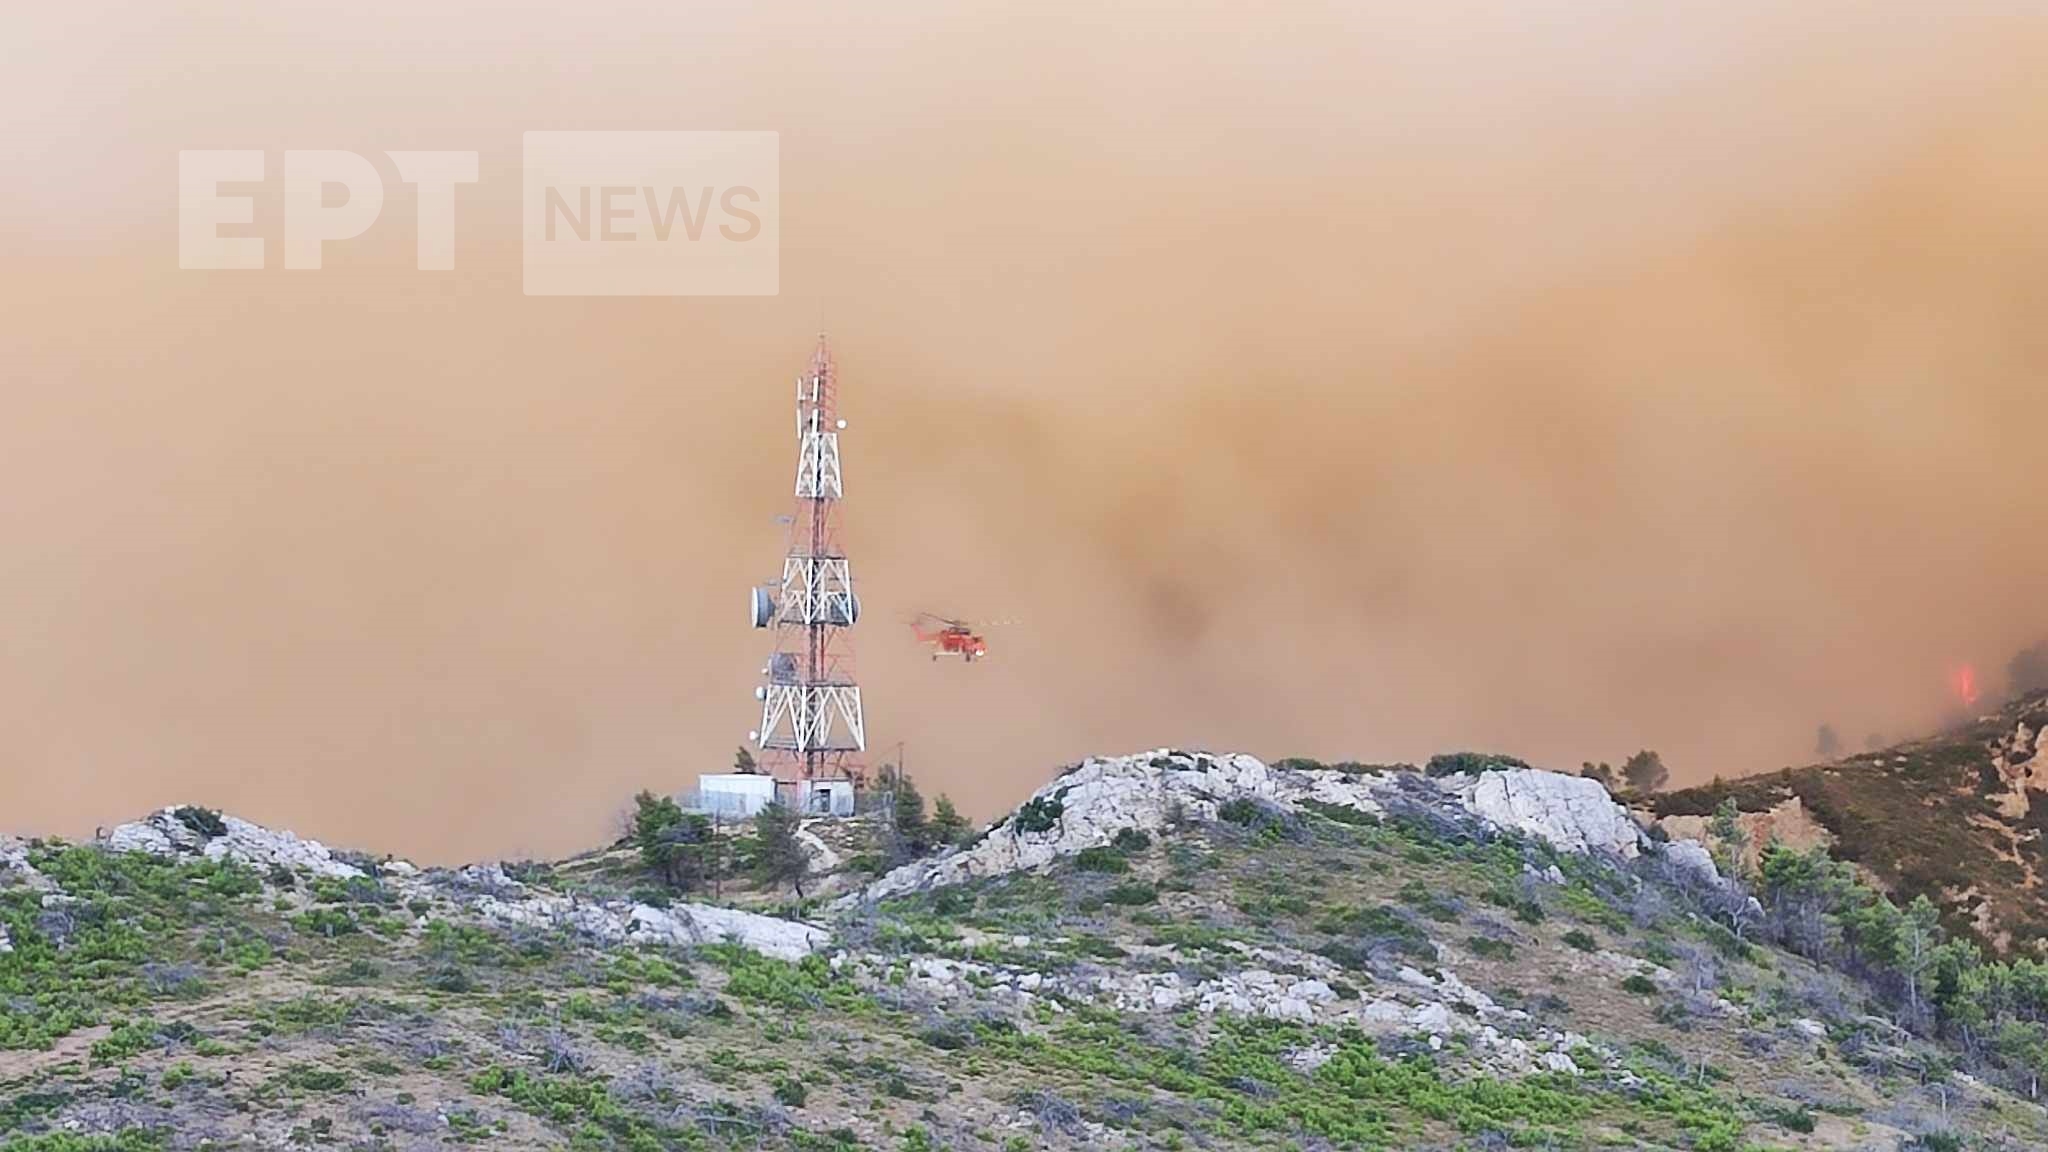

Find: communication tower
[744,337,866,806]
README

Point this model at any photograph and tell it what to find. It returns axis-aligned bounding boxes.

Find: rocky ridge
[855,749,1699,906]
[93,752,1725,970]
[99,807,829,962]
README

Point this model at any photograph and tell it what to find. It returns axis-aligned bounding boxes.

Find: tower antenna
[741,336,866,814]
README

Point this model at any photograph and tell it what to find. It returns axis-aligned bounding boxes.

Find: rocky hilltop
[1,749,2041,1150]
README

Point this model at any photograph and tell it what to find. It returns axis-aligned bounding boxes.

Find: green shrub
[1425,752,1533,778]
[1300,799,1380,827]
[1620,974,1659,996]
[89,1019,160,1065]
[1,1134,165,1152]
[282,1064,351,1092]
[773,1076,808,1108]
[1756,1101,1816,1133]
[1467,936,1515,960]
[173,807,227,839]
[1013,794,1065,835]
[1105,882,1158,906]
[1561,929,1597,953]
[1217,798,1263,826]
[1074,847,1128,874]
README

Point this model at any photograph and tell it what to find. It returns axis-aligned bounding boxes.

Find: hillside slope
[2,752,2042,1151]
[1650,692,2048,955]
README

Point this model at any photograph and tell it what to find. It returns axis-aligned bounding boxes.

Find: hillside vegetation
[1,750,2044,1151]
[1651,692,2048,954]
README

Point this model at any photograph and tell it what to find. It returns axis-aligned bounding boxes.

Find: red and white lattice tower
[746,337,866,793]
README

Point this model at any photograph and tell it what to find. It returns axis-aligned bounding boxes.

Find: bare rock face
[854,750,1360,903]
[854,750,1648,905]
[1452,769,1642,858]
[628,903,829,962]
[469,886,828,961]
[104,808,364,880]
[1656,837,1724,886]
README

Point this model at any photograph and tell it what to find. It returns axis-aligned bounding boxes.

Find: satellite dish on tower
[750,587,777,628]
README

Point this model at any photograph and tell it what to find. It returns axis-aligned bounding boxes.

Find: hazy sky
[5,2,2048,862]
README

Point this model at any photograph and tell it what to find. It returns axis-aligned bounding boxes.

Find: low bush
[1467,936,1515,960]
[1074,847,1129,874]
[1013,794,1066,835]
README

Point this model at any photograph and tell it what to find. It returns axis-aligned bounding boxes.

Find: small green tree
[754,802,808,899]
[734,745,759,774]
[1579,761,1617,791]
[1996,1019,2048,1099]
[1708,798,1750,881]
[890,777,931,863]
[931,795,970,846]
[633,791,715,892]
[1621,749,1669,794]
[1900,895,1946,1017]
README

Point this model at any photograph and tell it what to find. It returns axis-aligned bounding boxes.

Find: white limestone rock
[852,750,1651,907]
[636,903,830,962]
[1658,838,1722,886]
[850,750,1383,904]
[1453,770,1642,858]
[796,827,841,872]
[202,814,364,880]
[468,884,827,962]
[103,808,363,880]
[104,819,178,857]
[1410,1002,1455,1035]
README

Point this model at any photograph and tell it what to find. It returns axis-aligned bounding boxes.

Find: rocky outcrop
[1655,837,1724,887]
[851,751,1315,902]
[853,749,1648,904]
[631,903,829,961]
[1988,718,2048,821]
[104,808,366,880]
[1,838,54,893]
[1452,769,1641,858]
[98,809,828,961]
[470,888,827,961]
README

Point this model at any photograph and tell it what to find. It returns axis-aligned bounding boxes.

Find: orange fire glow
[1951,664,1981,710]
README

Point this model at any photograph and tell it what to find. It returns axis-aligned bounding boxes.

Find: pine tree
[1901,895,1945,1017]
[632,791,715,892]
[890,777,931,863]
[754,802,808,899]
[1621,750,1669,794]
[1708,798,1750,881]
[931,795,970,846]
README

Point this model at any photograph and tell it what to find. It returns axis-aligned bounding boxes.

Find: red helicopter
[911,613,989,662]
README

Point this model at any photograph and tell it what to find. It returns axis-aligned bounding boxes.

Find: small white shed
[696,773,778,818]
[799,779,856,817]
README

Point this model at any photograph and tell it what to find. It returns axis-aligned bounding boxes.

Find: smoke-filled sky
[4,2,2048,862]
